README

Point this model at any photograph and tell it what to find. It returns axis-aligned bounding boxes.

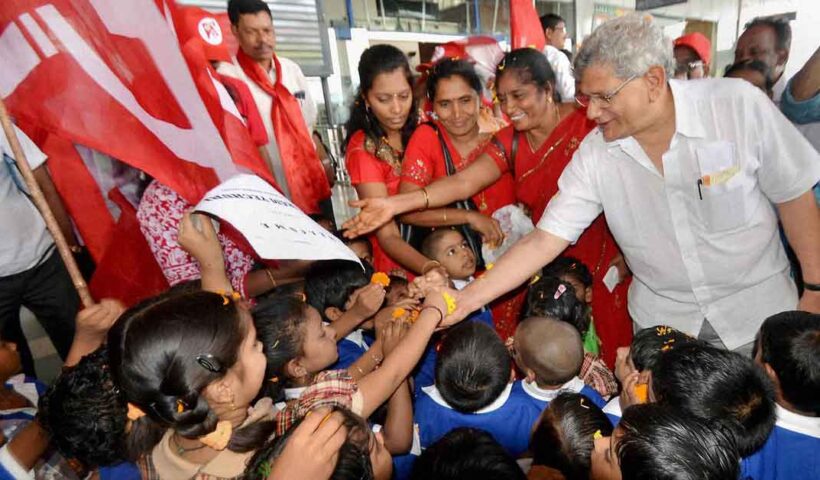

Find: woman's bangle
[422,260,441,275]
[442,210,448,223]
[421,306,444,324]
[420,188,430,210]
[369,351,383,365]
[265,269,277,289]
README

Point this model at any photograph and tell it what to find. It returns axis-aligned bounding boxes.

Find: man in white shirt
[540,13,575,103]
[735,17,791,103]
[452,15,820,355]
[0,125,78,375]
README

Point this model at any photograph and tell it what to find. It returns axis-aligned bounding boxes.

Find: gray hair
[574,14,675,80]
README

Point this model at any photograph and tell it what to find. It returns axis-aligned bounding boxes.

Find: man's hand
[265,407,348,480]
[342,197,397,238]
[76,299,125,342]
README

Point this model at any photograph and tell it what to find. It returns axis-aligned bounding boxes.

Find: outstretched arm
[778,190,820,313]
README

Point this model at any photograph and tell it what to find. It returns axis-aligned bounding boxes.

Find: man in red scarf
[217,0,330,214]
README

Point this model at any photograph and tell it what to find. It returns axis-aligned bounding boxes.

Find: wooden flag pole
[0,99,94,308]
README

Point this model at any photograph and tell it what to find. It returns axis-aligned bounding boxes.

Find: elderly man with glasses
[445,15,820,357]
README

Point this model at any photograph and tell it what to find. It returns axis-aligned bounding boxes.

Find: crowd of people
[0,0,818,479]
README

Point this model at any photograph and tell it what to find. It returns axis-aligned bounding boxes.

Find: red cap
[176,7,232,63]
[674,32,711,65]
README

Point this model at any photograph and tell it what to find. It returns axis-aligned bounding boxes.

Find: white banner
[195,174,361,265]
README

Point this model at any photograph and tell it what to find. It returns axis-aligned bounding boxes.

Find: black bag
[400,123,486,270]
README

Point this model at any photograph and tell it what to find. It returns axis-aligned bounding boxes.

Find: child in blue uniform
[509,316,605,424]
[742,311,820,480]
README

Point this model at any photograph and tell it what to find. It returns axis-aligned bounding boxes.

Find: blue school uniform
[393,383,535,479]
[602,395,622,425]
[514,376,606,429]
[741,405,820,480]
[328,328,371,371]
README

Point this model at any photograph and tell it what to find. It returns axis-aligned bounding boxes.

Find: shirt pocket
[695,141,748,232]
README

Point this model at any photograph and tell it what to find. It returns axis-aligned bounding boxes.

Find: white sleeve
[553,52,575,103]
[1,125,47,170]
[536,146,603,242]
[0,444,35,480]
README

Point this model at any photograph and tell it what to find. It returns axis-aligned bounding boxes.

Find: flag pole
[0,98,94,308]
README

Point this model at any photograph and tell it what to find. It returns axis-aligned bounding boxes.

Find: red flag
[510,0,546,51]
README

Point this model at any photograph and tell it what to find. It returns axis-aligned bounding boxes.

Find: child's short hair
[246,406,375,480]
[410,427,526,480]
[653,345,776,456]
[515,317,583,385]
[525,276,589,336]
[305,260,374,321]
[531,392,613,478]
[345,237,373,257]
[39,346,127,468]
[617,404,740,480]
[630,325,704,372]
[420,227,459,260]
[253,295,312,400]
[542,256,592,287]
[436,322,510,413]
[755,311,820,415]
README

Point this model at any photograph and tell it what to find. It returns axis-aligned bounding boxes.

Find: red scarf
[236,50,330,213]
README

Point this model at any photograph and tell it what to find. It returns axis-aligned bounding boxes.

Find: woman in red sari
[343,44,429,275]
[344,49,632,367]
[399,58,517,336]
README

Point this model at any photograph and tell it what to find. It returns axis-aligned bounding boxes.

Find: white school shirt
[543,45,575,103]
[538,78,820,349]
[0,126,53,277]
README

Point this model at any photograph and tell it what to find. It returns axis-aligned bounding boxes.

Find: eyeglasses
[575,74,638,108]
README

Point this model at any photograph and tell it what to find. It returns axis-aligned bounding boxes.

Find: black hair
[540,13,565,32]
[617,404,741,480]
[252,295,312,400]
[756,311,820,415]
[531,392,613,479]
[745,17,792,51]
[653,345,776,456]
[425,58,483,101]
[39,346,127,468]
[420,227,461,260]
[542,256,593,288]
[227,0,271,25]
[525,276,589,336]
[496,48,558,101]
[630,325,704,372]
[305,260,374,322]
[724,60,774,92]
[435,322,510,413]
[411,427,525,480]
[246,406,375,480]
[345,237,373,256]
[107,290,275,460]
[342,44,418,153]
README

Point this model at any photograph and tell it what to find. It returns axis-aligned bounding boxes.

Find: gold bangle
[443,210,448,223]
[420,188,430,210]
[354,365,366,376]
[265,269,277,289]
[369,351,383,365]
[422,260,441,274]
[421,306,444,324]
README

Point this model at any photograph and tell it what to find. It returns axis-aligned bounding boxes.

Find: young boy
[590,403,741,480]
[603,325,703,423]
[510,317,605,423]
[742,311,820,480]
[653,344,777,456]
[420,229,492,327]
[395,322,533,479]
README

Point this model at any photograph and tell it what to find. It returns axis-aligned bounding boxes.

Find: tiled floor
[20,307,62,385]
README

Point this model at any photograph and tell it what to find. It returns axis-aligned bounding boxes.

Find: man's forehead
[238,11,272,28]
[739,24,776,47]
[674,45,700,62]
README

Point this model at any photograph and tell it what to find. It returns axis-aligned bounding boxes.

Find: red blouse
[401,123,516,216]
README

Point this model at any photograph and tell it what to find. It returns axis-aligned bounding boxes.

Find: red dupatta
[513,109,632,367]
[236,50,330,213]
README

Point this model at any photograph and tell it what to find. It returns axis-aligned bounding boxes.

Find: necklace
[517,134,566,182]
[172,434,208,456]
[364,135,403,174]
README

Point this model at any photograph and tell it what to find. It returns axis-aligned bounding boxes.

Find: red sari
[485,110,633,367]
[402,123,521,338]
[345,130,405,274]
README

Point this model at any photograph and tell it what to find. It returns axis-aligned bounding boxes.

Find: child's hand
[466,212,504,249]
[347,284,386,319]
[177,211,224,271]
[76,299,125,341]
[619,371,646,410]
[381,320,410,357]
[411,268,450,299]
[614,346,634,383]
[264,407,348,480]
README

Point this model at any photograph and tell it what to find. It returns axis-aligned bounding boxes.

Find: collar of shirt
[776,403,820,438]
[343,328,370,350]
[452,277,474,291]
[520,376,585,402]
[284,386,307,401]
[602,395,623,418]
[421,382,513,414]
